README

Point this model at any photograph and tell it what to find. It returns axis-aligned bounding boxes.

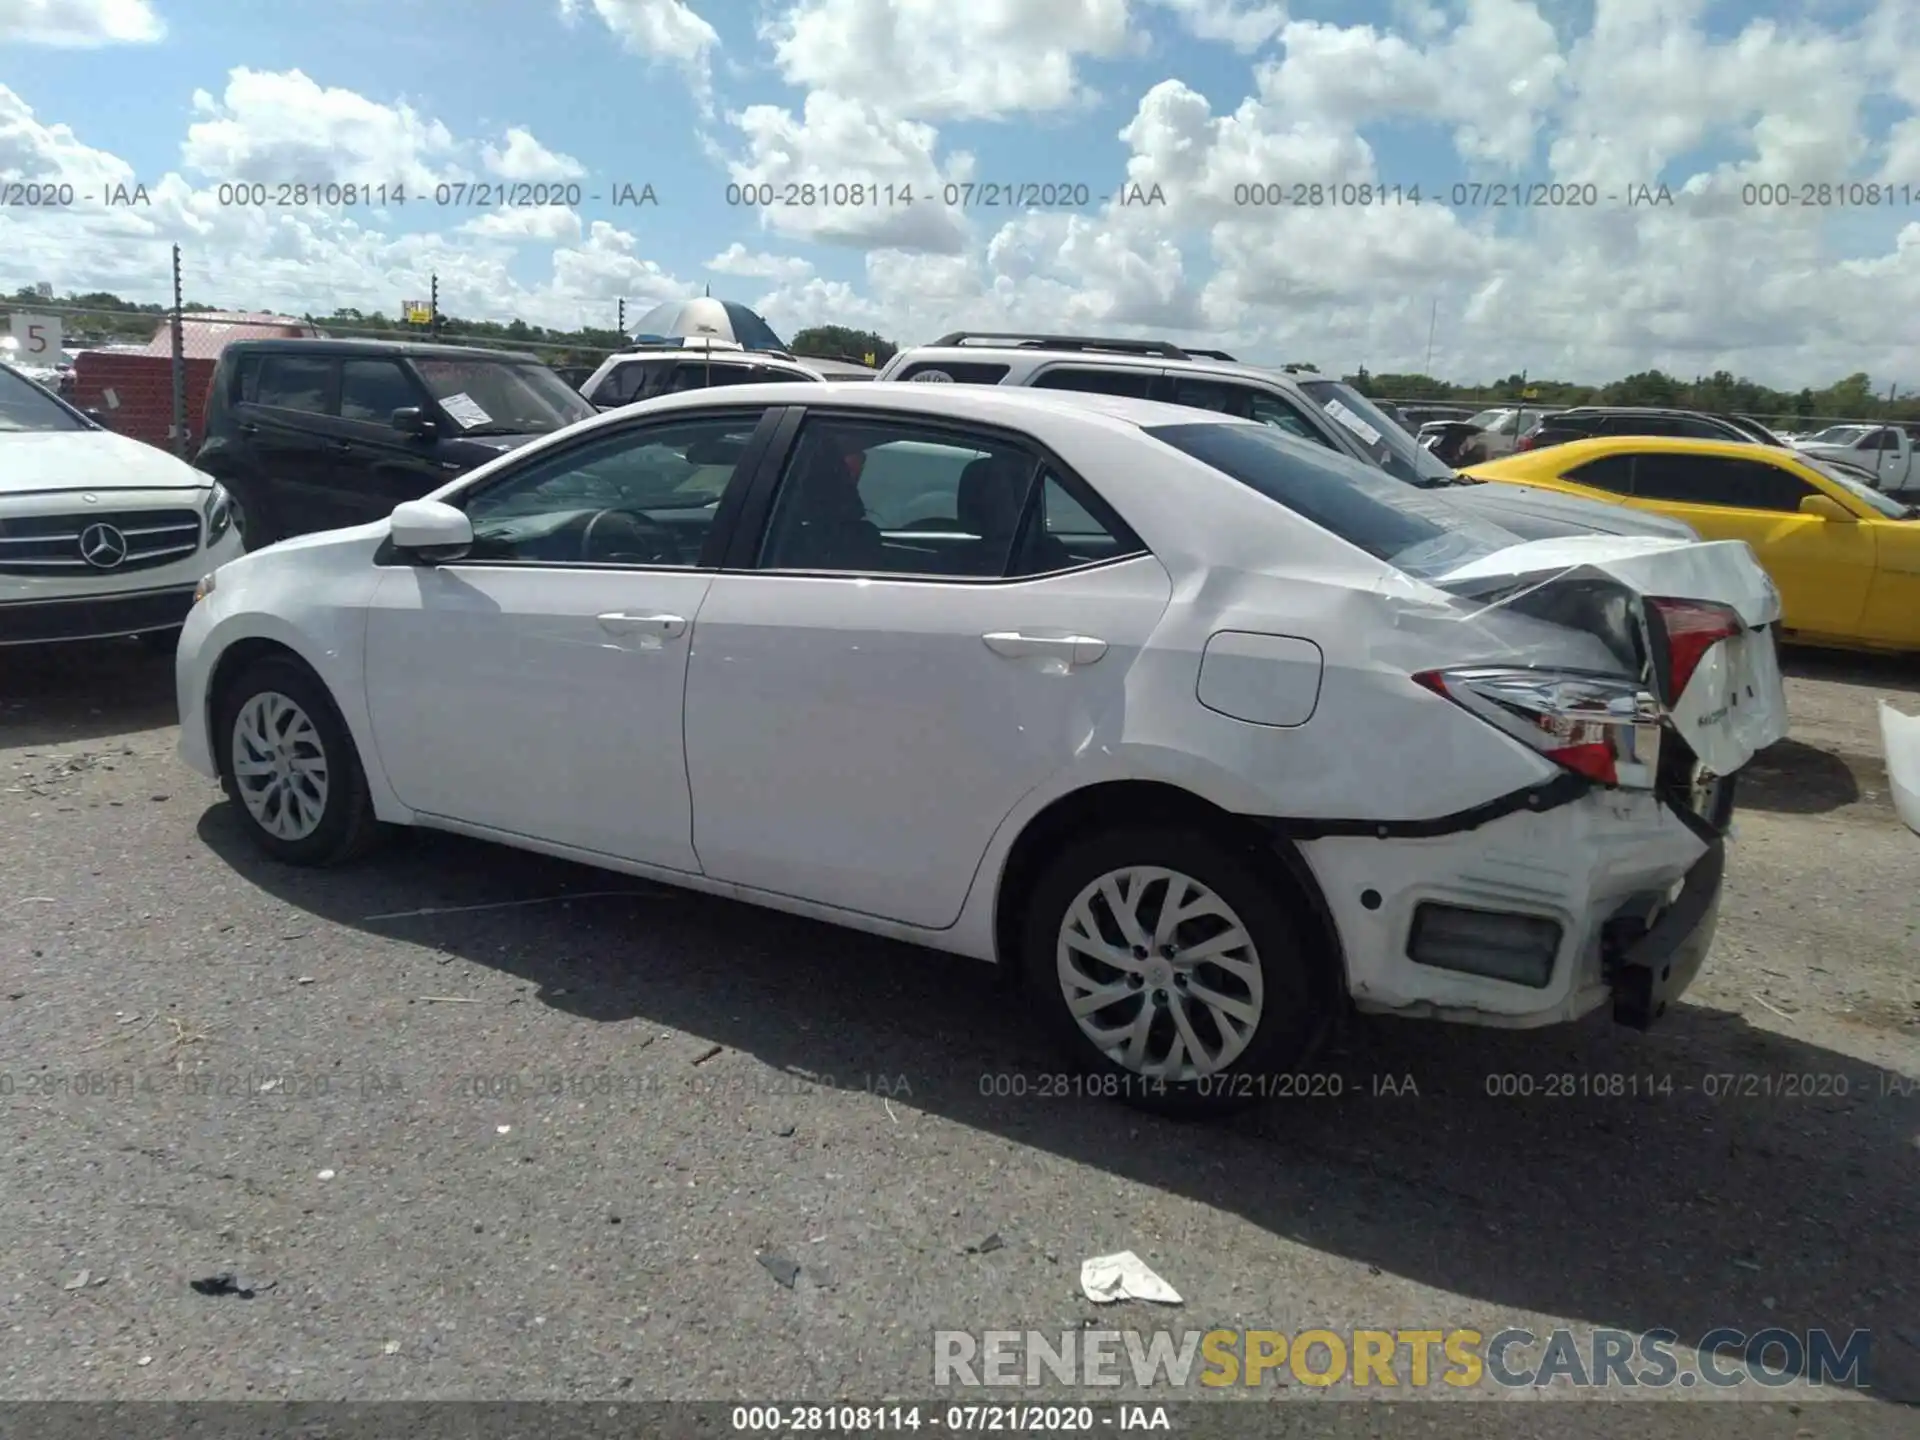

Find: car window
[1628,453,1815,511]
[339,360,420,423]
[1465,410,1511,431]
[897,360,1011,384]
[412,358,595,436]
[1562,454,1636,494]
[1166,378,1327,446]
[758,418,1045,578]
[1011,469,1144,576]
[0,364,89,432]
[1863,428,1900,451]
[456,413,766,566]
[253,355,334,414]
[1146,421,1517,579]
[1031,366,1157,398]
[590,359,669,407]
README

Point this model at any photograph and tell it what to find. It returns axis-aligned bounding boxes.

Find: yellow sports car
[1467,436,1920,651]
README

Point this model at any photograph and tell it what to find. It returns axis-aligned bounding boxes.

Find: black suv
[1517,406,1786,453]
[197,339,596,547]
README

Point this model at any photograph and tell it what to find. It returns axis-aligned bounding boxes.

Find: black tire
[212,655,381,866]
[1019,826,1325,1118]
[225,480,280,551]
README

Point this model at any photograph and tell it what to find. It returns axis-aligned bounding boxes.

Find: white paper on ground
[1880,702,1920,836]
[1079,1251,1182,1304]
[439,392,492,428]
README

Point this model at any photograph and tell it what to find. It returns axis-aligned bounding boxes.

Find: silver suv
[875,334,1690,541]
[582,337,825,409]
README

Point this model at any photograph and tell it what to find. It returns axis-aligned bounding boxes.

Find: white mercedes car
[175,382,1787,1114]
[1,361,244,648]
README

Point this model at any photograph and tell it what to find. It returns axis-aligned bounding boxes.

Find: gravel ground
[1,639,1915,1431]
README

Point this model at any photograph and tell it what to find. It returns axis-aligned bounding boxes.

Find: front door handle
[982,631,1107,665]
[598,612,687,638]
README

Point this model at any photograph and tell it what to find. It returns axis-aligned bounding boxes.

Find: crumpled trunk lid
[1433,536,1789,779]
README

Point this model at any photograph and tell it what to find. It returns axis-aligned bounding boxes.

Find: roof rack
[928,331,1236,362]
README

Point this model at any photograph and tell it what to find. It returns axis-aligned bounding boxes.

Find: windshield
[1805,425,1871,445]
[1465,409,1512,431]
[1803,458,1917,518]
[1146,420,1520,580]
[1297,379,1461,486]
[0,365,90,433]
[1731,415,1788,446]
[411,358,595,435]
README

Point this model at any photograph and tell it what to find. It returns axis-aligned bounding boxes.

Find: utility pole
[1424,298,1437,376]
[429,273,440,340]
[169,244,187,458]
[617,298,625,334]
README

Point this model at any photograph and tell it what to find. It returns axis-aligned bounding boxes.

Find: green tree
[789,325,896,365]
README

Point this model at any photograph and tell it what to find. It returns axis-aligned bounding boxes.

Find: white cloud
[764,0,1135,120]
[559,0,719,98]
[0,0,161,46]
[1145,0,1286,52]
[726,92,972,252]
[707,242,814,280]
[182,69,463,192]
[459,206,583,243]
[481,127,586,182]
[17,6,1920,391]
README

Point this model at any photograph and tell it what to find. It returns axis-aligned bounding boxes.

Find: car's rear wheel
[1020,827,1323,1118]
[213,656,380,866]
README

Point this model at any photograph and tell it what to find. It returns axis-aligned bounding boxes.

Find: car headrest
[956,455,1030,538]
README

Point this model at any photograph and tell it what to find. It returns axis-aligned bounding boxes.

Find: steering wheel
[581,508,678,565]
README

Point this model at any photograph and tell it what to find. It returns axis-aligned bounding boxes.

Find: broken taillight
[1645,597,1743,701]
[1414,667,1663,788]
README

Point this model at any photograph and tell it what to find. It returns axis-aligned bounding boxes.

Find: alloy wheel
[1055,865,1264,1081]
[231,690,330,841]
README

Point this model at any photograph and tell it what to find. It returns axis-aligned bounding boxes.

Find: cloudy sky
[3,0,1919,387]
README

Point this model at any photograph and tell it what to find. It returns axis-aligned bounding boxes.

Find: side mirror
[389,498,474,560]
[1800,494,1857,523]
[390,406,437,438]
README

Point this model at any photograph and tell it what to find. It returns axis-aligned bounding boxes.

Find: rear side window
[254,355,333,414]
[1147,421,1515,579]
[1629,454,1815,511]
[1562,454,1635,493]
[1031,366,1157,398]
[896,361,1011,384]
[591,359,669,406]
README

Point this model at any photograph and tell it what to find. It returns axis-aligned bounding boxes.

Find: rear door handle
[982,631,1107,665]
[598,612,687,638]
[238,422,259,435]
[330,440,354,452]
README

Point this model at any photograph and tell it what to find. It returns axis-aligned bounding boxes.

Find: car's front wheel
[1020,827,1324,1117]
[213,656,380,866]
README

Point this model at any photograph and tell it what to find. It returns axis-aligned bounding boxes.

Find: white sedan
[1,362,243,648]
[176,382,1788,1114]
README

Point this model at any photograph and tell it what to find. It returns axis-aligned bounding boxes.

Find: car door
[681,408,1173,928]
[331,357,449,525]
[360,406,781,869]
[1857,427,1906,489]
[237,353,338,535]
[1588,450,1875,637]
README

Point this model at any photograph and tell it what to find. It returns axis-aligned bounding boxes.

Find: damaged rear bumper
[1291,786,1722,1028]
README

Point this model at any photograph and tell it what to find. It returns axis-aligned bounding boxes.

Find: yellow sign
[863,352,876,367]
[1522,387,1539,400]
[403,302,432,325]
